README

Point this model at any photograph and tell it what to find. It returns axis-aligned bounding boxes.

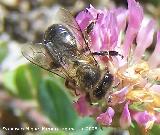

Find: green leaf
[0,41,8,63]
[3,70,17,94]
[129,102,146,112]
[74,117,96,135]
[93,127,113,135]
[128,121,141,135]
[150,124,160,135]
[27,64,42,89]
[75,117,95,129]
[3,64,43,99]
[72,117,110,135]
[15,65,33,99]
[38,77,78,128]
[148,0,160,6]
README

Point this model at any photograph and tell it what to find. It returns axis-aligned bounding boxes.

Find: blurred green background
[0,0,160,135]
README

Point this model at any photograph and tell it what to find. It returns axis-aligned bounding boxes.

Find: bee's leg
[80,47,89,53]
[65,79,80,96]
[92,51,124,59]
[112,82,120,88]
[81,21,96,53]
[82,13,99,46]
[86,21,96,34]
[85,92,92,105]
[86,13,99,34]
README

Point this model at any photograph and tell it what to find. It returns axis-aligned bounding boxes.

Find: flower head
[75,0,160,131]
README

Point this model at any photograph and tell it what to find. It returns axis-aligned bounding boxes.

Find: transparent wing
[55,8,84,49]
[54,9,88,51]
[54,8,98,64]
[22,43,69,79]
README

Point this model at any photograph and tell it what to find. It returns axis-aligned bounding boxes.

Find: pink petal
[133,20,155,62]
[133,111,156,128]
[97,12,105,24]
[122,28,137,57]
[73,96,93,116]
[96,107,115,126]
[123,0,143,57]
[76,10,93,31]
[127,0,143,29]
[100,11,118,50]
[109,86,129,106]
[115,8,128,32]
[119,102,131,129]
[76,5,99,31]
[150,85,160,93]
[148,31,160,68]
[86,4,100,18]
[89,23,102,51]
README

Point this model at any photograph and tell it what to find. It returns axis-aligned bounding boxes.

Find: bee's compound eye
[44,24,77,51]
[76,64,100,90]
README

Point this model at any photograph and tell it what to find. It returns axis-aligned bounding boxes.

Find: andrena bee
[22,8,122,103]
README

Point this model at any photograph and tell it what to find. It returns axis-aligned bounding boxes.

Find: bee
[22,8,122,103]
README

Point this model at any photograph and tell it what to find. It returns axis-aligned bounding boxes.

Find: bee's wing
[22,43,68,79]
[54,8,98,64]
[54,9,88,51]
[55,8,83,49]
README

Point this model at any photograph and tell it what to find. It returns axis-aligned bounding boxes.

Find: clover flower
[74,0,160,132]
